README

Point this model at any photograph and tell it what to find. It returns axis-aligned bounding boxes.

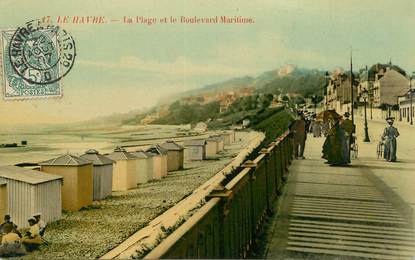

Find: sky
[1,0,415,125]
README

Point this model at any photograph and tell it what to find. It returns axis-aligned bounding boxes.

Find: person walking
[309,115,322,137]
[290,112,307,159]
[340,112,355,163]
[322,117,349,166]
[382,117,400,162]
[321,121,329,137]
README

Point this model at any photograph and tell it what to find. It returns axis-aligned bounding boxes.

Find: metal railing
[144,131,293,259]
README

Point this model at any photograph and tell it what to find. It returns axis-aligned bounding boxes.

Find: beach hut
[0,165,62,228]
[0,182,7,222]
[80,149,114,200]
[145,145,168,179]
[40,154,93,211]
[130,150,153,184]
[160,140,184,172]
[194,122,208,133]
[205,138,217,158]
[209,135,224,152]
[221,131,236,145]
[184,139,207,161]
[106,147,137,191]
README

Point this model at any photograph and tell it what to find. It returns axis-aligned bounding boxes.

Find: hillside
[48,65,327,130]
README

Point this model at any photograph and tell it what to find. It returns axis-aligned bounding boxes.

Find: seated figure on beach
[0,215,21,238]
[22,218,43,251]
[33,213,47,236]
[322,118,349,166]
[0,223,26,257]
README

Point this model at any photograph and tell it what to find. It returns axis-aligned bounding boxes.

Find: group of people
[289,109,401,166]
[0,213,47,256]
[322,112,355,166]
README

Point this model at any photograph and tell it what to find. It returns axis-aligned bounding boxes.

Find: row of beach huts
[0,131,236,228]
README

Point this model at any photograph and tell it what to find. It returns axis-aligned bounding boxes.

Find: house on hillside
[194,122,208,133]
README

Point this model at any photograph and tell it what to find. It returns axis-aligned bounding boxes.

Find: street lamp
[324,71,330,109]
[362,89,370,142]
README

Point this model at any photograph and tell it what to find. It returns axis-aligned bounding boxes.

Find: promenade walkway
[266,127,415,259]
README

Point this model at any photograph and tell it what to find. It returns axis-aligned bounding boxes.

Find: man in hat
[382,117,400,162]
[33,213,46,236]
[289,112,307,159]
[0,215,21,238]
[340,112,355,163]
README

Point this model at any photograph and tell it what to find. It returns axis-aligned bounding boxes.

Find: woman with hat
[0,223,26,256]
[382,117,400,162]
[22,217,42,251]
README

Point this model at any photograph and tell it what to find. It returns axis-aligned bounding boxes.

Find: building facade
[326,72,358,113]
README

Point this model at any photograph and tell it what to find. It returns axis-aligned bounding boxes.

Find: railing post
[273,143,283,195]
[260,148,273,216]
[207,184,233,258]
[242,160,257,241]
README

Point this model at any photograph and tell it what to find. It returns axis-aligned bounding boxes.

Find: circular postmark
[8,19,76,85]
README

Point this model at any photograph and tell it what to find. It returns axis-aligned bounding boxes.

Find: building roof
[184,139,207,146]
[39,154,92,166]
[145,145,168,155]
[0,165,63,184]
[130,150,149,159]
[208,135,224,142]
[362,63,407,82]
[80,149,114,166]
[106,147,137,161]
[160,140,184,151]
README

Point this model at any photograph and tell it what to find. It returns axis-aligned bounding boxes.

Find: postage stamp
[0,20,76,100]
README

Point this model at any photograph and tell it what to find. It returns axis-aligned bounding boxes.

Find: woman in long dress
[382,117,399,162]
[309,118,321,137]
[322,119,349,166]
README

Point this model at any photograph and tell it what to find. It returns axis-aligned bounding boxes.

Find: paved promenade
[266,119,415,259]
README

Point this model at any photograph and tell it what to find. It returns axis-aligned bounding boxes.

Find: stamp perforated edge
[0,28,64,101]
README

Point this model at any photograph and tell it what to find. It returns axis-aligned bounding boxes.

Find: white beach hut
[209,135,224,152]
[0,165,62,228]
[184,139,207,161]
[145,145,168,179]
[205,138,217,158]
[160,140,184,172]
[80,149,114,200]
[130,150,153,184]
[221,131,236,145]
[106,147,137,191]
